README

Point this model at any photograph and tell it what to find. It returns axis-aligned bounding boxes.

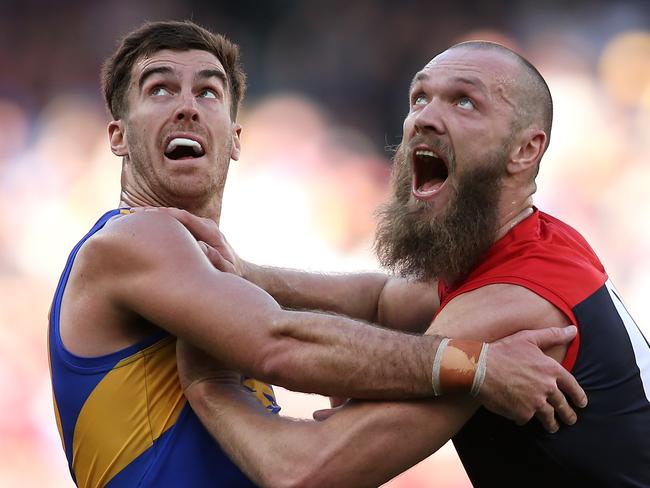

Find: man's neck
[119,189,222,223]
[494,191,535,241]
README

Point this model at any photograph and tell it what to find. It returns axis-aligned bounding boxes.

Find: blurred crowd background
[1,0,649,486]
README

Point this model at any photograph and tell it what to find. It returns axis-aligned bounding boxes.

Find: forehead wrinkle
[494,82,516,111]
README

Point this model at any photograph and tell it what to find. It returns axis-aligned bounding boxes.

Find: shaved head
[447,41,553,151]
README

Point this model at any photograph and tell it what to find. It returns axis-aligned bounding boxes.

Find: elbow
[252,315,301,388]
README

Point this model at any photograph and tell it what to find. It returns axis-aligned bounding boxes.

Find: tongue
[419,179,444,193]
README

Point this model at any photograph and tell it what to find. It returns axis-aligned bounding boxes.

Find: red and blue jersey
[439,209,650,487]
[48,209,280,487]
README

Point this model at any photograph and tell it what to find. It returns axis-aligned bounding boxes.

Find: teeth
[166,137,204,154]
[415,149,436,158]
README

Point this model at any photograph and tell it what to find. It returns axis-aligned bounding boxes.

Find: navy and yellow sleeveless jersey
[48,209,280,487]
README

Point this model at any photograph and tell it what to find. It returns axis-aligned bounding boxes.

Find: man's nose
[174,92,199,122]
[414,100,445,135]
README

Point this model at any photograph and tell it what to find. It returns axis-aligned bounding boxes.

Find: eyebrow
[194,68,228,88]
[409,71,429,92]
[138,66,174,91]
[450,76,488,94]
[409,72,489,95]
[137,66,228,92]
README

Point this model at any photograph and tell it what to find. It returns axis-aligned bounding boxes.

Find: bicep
[429,284,571,361]
[96,213,283,371]
[377,277,440,333]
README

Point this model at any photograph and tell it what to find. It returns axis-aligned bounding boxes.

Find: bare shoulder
[431,284,570,342]
[60,211,208,355]
[78,210,202,279]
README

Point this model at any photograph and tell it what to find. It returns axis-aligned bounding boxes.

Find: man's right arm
[241,264,440,334]
[155,207,440,333]
[87,211,439,399]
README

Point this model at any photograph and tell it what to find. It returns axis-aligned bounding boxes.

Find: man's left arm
[179,284,582,487]
[179,341,477,488]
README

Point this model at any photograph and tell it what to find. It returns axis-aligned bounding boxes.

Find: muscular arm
[185,376,475,488]
[156,206,440,333]
[180,284,582,487]
[86,211,438,398]
[242,265,440,333]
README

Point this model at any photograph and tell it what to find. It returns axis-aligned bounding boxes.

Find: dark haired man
[176,41,650,487]
[48,22,585,487]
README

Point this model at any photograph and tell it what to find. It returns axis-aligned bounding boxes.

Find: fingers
[313,407,339,422]
[141,207,222,245]
[329,396,348,408]
[525,325,577,349]
[556,365,588,409]
[547,389,577,426]
[535,402,560,433]
[199,241,237,274]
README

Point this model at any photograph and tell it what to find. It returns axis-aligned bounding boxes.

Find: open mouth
[412,147,449,198]
[164,137,206,160]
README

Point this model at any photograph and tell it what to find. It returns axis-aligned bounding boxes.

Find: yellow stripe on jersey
[53,394,65,453]
[242,377,279,411]
[72,337,185,488]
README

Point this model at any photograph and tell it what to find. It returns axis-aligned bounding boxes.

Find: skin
[62,49,451,399]
[59,46,584,405]
[175,45,584,487]
[59,45,584,410]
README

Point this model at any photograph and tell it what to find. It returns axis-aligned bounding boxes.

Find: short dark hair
[101,20,246,121]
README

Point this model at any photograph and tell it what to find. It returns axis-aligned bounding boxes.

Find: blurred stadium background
[1,0,649,486]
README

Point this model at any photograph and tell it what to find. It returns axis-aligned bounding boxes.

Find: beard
[374,143,505,286]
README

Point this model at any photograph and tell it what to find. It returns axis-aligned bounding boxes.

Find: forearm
[243,263,439,333]
[258,307,441,398]
[186,381,311,488]
[244,263,388,323]
[186,380,476,488]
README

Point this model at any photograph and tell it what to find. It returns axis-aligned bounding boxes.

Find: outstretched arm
[85,211,442,399]
[182,366,473,488]
[179,314,585,487]
[153,207,440,333]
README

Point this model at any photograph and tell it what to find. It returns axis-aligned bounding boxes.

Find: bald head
[447,41,553,151]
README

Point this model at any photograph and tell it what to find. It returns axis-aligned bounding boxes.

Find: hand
[176,339,240,394]
[139,207,246,276]
[313,398,351,421]
[478,326,587,433]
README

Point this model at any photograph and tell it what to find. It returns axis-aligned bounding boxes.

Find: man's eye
[413,94,428,106]
[199,89,218,99]
[457,97,475,110]
[150,86,170,97]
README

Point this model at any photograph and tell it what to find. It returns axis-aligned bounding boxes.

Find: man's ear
[108,120,128,157]
[507,129,546,175]
[230,123,242,161]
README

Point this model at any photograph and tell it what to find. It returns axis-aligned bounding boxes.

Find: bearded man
[48,22,584,488]
[174,41,650,487]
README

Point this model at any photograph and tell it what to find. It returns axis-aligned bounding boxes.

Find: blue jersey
[48,209,280,487]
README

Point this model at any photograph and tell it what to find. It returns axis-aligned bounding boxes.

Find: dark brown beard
[374,144,504,286]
